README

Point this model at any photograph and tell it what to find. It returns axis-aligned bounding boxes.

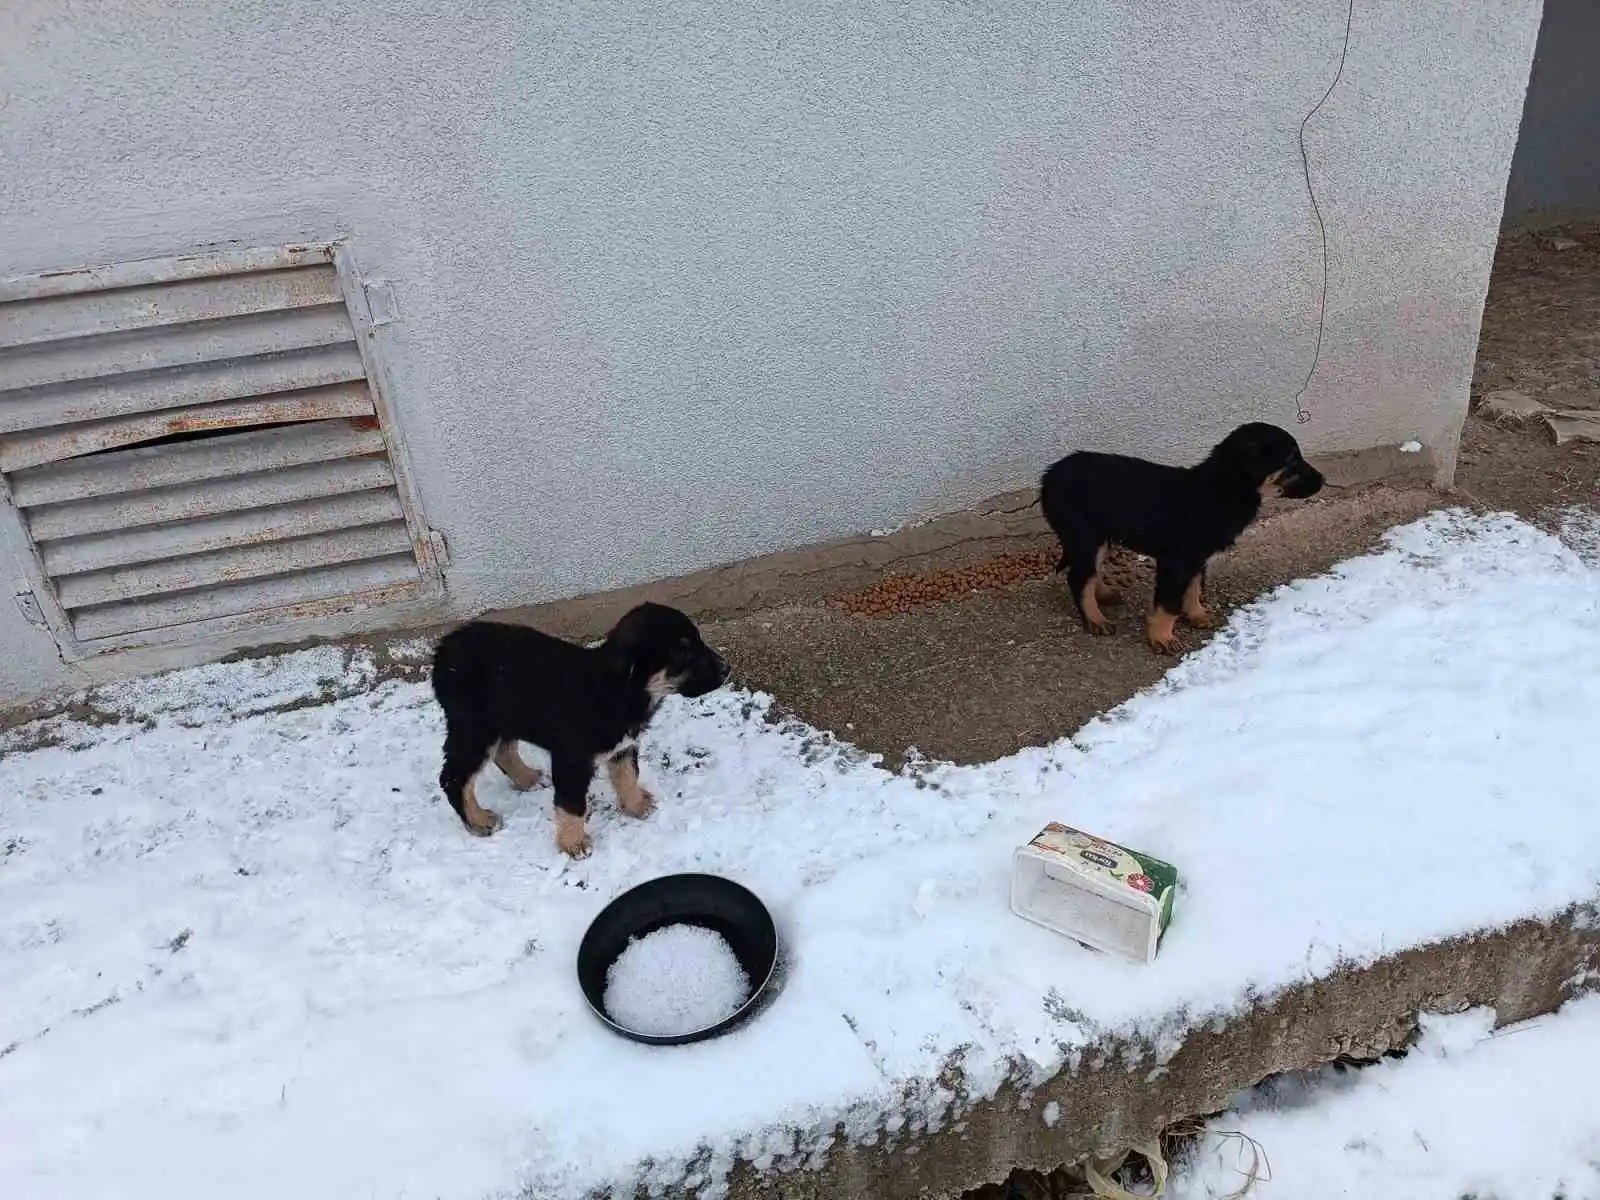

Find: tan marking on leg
[1181,575,1214,629]
[1092,544,1122,604]
[1146,607,1180,654]
[1258,468,1287,499]
[1080,578,1114,635]
[553,808,592,858]
[607,755,656,819]
[460,771,503,837]
[492,740,544,791]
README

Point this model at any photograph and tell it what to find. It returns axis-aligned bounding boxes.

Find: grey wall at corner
[0,0,1543,704]
[1504,0,1600,220]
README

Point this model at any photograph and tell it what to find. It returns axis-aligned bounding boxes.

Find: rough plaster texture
[0,0,1541,703]
[1504,0,1600,221]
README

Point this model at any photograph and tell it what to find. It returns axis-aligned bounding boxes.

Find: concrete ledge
[1314,443,1436,491]
[720,908,1599,1199]
[490,443,1433,641]
[674,478,1441,768]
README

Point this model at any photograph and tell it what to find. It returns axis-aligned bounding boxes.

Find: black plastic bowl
[577,873,779,1046]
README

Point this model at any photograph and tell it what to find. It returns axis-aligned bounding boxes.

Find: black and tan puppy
[430,603,730,857]
[1040,422,1324,654]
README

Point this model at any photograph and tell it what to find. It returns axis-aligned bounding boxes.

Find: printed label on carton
[1027,822,1179,935]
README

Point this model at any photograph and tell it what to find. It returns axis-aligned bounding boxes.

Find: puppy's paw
[464,808,504,837]
[1183,607,1216,630]
[554,811,592,858]
[1145,610,1181,654]
[1085,618,1117,637]
[1094,582,1123,607]
[620,788,657,819]
[493,743,545,791]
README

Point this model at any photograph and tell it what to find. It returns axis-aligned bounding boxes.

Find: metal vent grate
[0,243,441,655]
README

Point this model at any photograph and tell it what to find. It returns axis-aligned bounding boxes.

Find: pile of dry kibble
[830,545,1149,618]
[830,549,1058,617]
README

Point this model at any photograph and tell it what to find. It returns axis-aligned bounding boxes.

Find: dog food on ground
[603,923,751,1036]
[830,547,1147,617]
[831,550,1056,616]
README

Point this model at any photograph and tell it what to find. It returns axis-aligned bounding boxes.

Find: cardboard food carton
[1010,822,1178,964]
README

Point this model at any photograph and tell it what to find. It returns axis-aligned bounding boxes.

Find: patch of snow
[603,924,751,1037]
[1414,1005,1495,1060]
[2,509,1600,1199]
[98,644,379,725]
[1040,1100,1061,1128]
[868,512,938,538]
[1399,439,1423,453]
[1558,504,1600,566]
[1170,994,1600,1200]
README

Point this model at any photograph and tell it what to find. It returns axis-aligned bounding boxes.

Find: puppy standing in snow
[430,603,730,858]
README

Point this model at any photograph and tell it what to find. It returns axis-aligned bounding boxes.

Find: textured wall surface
[1504,0,1600,220]
[0,0,1542,702]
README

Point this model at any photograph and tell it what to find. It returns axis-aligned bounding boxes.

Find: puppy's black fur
[1039,422,1324,652]
[430,602,729,856]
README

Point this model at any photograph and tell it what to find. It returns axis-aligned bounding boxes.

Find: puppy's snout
[713,653,731,684]
[1282,462,1324,500]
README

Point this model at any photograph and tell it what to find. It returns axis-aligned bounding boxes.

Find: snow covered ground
[2,509,1599,1199]
[1171,994,1600,1200]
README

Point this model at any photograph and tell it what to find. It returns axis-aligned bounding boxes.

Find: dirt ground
[1474,219,1600,412]
[1456,405,1600,513]
[1460,219,1600,513]
[701,483,1436,766]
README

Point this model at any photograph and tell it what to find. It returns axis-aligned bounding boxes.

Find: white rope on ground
[1084,1139,1170,1198]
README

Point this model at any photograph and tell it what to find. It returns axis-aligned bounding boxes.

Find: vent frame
[0,240,443,660]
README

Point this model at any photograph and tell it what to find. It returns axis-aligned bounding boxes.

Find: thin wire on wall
[1291,0,1357,425]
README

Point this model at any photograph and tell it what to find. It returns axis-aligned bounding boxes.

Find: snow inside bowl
[577,873,779,1046]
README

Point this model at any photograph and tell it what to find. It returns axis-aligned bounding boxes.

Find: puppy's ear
[600,627,641,681]
[1237,428,1285,483]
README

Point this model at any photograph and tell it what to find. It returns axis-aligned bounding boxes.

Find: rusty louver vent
[0,243,441,654]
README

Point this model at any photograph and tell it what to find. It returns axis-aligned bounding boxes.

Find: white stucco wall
[0,0,1542,703]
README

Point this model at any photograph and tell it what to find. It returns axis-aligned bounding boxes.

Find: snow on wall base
[695,907,1600,1200]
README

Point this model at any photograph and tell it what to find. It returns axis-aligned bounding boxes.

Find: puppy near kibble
[430,603,730,858]
[1040,422,1324,653]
